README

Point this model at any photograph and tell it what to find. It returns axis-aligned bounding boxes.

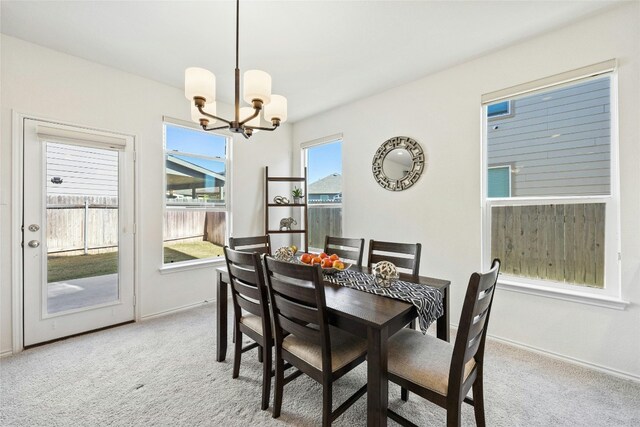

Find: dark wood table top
[322,265,449,328]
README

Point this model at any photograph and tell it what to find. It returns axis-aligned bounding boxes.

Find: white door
[23,118,135,346]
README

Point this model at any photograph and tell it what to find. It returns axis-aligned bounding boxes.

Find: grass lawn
[47,241,224,282]
[163,240,224,264]
[48,252,119,283]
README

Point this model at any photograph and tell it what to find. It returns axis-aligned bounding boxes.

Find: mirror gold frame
[372,136,426,191]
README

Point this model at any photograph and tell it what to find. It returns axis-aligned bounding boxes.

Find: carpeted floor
[1,303,639,426]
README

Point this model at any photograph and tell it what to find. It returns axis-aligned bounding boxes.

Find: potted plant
[292,186,304,204]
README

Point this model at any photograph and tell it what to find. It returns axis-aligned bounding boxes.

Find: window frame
[480,69,623,306]
[161,118,231,269]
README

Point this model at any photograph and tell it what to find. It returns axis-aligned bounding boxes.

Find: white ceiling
[0,1,620,122]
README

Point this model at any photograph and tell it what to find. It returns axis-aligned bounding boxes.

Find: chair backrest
[449,259,501,391]
[263,256,331,372]
[229,235,271,256]
[223,246,271,337]
[367,239,422,276]
[324,236,365,266]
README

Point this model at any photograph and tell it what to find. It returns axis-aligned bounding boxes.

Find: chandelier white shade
[183,0,287,139]
[264,95,287,123]
[243,70,272,105]
[184,67,215,104]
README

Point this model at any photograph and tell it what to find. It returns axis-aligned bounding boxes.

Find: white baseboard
[141,299,214,321]
[486,332,640,383]
[1,349,14,358]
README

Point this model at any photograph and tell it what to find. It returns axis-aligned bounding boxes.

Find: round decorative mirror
[372,136,426,191]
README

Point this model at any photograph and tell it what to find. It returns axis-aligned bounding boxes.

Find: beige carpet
[1,303,639,426]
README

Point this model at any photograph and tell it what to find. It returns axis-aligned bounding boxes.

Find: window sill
[159,258,225,275]
[497,278,629,310]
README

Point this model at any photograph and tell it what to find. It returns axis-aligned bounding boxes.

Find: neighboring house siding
[487,78,610,196]
[46,142,119,197]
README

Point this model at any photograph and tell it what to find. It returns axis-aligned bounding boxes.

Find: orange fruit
[321,258,333,268]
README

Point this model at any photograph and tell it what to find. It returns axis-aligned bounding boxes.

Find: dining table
[215,264,451,427]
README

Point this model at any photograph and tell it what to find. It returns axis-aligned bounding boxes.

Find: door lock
[28,240,40,248]
[28,224,40,232]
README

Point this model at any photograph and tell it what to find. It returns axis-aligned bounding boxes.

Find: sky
[165,124,226,173]
[166,123,342,182]
[307,140,342,183]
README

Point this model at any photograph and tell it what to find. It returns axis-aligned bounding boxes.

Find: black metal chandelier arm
[238,106,260,126]
[197,104,232,125]
[201,124,230,132]
[245,123,280,132]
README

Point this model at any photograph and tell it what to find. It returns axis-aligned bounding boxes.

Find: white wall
[0,35,292,354]
[293,3,640,379]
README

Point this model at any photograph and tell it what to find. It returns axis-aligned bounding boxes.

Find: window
[303,137,343,252]
[482,68,620,300]
[487,100,512,119]
[488,165,511,197]
[163,122,229,265]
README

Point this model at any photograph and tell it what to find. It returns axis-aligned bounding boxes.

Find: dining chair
[223,246,273,410]
[324,236,365,266]
[386,259,501,427]
[229,235,272,256]
[367,239,422,276]
[263,256,368,426]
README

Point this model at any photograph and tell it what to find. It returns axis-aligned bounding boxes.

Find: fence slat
[308,205,342,250]
[491,203,604,288]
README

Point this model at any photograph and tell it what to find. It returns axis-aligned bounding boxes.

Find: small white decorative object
[274,246,295,262]
[374,261,399,286]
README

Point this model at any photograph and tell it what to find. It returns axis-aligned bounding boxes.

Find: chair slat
[237,294,263,317]
[228,263,259,286]
[229,235,271,255]
[467,307,489,341]
[277,314,321,344]
[367,240,422,276]
[274,294,319,324]
[465,329,484,362]
[472,285,495,317]
[232,280,261,302]
[324,236,365,266]
[271,277,317,305]
[369,254,416,270]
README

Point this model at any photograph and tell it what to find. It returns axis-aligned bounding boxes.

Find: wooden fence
[163,210,226,246]
[48,195,226,254]
[308,205,342,250]
[47,195,118,254]
[491,203,605,288]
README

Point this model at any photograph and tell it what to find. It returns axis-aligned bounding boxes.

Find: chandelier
[184,0,287,139]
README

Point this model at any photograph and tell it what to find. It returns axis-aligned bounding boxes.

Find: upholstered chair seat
[388,329,476,395]
[240,314,263,335]
[283,326,367,372]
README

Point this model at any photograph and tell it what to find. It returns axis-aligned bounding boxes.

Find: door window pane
[46,142,119,313]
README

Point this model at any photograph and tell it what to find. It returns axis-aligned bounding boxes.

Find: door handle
[28,240,40,248]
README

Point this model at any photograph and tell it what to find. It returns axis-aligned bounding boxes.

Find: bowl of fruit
[298,252,350,274]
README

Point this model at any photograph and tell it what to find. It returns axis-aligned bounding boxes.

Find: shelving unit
[265,166,308,252]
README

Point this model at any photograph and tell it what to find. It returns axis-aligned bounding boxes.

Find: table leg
[437,286,450,342]
[216,271,228,362]
[367,326,388,427]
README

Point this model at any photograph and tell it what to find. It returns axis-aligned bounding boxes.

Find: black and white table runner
[325,270,444,333]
